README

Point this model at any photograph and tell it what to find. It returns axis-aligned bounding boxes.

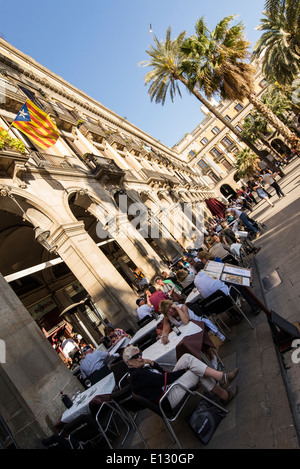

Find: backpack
[186,398,226,445]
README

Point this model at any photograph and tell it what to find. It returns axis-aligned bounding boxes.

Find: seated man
[158,299,225,345]
[79,347,110,380]
[136,297,154,321]
[122,345,238,407]
[193,262,261,317]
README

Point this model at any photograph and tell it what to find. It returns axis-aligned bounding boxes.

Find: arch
[220,183,237,200]
[270,138,290,156]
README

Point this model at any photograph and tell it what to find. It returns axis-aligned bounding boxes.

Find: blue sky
[0,0,266,147]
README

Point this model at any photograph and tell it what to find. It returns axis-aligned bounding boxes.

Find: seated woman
[196,251,222,265]
[158,299,225,345]
[176,269,195,290]
[104,325,131,347]
[122,345,238,407]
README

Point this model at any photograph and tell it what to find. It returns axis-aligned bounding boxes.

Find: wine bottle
[60,391,73,409]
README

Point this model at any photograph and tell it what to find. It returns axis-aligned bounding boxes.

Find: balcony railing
[78,121,106,144]
[82,153,125,184]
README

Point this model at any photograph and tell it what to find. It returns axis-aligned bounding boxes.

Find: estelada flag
[12,99,59,150]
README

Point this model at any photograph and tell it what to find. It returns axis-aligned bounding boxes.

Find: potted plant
[0,127,26,154]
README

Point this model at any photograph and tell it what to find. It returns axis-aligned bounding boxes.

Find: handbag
[186,398,226,445]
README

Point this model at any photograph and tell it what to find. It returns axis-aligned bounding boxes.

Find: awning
[205,198,227,217]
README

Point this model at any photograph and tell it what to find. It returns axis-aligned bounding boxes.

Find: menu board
[204,261,252,287]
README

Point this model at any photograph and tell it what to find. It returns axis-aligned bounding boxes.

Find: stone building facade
[173,61,292,201]
[0,39,220,447]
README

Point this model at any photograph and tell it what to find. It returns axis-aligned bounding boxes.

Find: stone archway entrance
[220,183,237,202]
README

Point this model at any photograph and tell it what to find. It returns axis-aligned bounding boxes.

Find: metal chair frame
[132,382,228,449]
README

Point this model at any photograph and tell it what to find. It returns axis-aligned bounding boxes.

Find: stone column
[50,221,137,331]
[0,273,80,448]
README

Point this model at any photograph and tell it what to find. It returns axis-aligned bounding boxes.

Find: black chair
[222,254,240,266]
[63,413,115,449]
[95,392,148,449]
[109,360,129,388]
[41,434,80,449]
[131,382,228,449]
[181,282,195,297]
[0,415,19,449]
[200,288,254,333]
[85,364,112,386]
[137,315,153,328]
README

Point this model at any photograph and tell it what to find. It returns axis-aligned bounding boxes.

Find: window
[210,147,223,158]
[234,103,243,112]
[221,136,233,147]
[189,150,196,157]
[225,115,231,121]
[259,78,267,88]
[211,126,220,135]
[208,171,220,183]
[18,85,44,110]
[235,125,243,133]
[198,159,208,169]
[200,137,208,145]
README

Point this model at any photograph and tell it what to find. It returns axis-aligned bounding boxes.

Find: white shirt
[137,304,154,320]
[61,339,78,358]
[227,207,242,218]
[194,270,229,298]
[263,173,275,186]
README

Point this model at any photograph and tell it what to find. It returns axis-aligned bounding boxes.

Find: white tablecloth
[185,288,202,304]
[61,372,116,423]
[142,322,202,368]
[129,315,163,345]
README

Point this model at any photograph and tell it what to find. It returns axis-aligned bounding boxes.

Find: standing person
[226,207,260,238]
[249,181,274,207]
[261,169,285,199]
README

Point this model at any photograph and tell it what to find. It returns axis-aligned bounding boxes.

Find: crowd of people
[57,169,285,415]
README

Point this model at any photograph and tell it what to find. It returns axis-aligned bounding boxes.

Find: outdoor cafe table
[141,320,215,369]
[129,314,164,345]
[60,372,116,425]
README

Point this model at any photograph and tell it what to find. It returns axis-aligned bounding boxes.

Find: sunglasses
[130,352,142,360]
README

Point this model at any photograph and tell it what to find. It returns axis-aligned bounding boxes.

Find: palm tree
[253,0,300,86]
[180,16,300,152]
[235,148,262,179]
[140,27,280,171]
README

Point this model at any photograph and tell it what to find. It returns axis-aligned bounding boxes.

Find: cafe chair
[95,396,148,449]
[137,315,153,328]
[85,364,111,387]
[131,382,228,449]
[63,412,116,449]
[200,288,254,333]
[181,282,196,297]
[109,360,129,389]
[41,433,81,450]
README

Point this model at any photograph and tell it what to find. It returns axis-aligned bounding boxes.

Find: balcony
[82,153,125,185]
[0,81,26,113]
[126,141,142,156]
[77,121,106,144]
[107,133,127,151]
[46,104,77,132]
[0,148,30,188]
